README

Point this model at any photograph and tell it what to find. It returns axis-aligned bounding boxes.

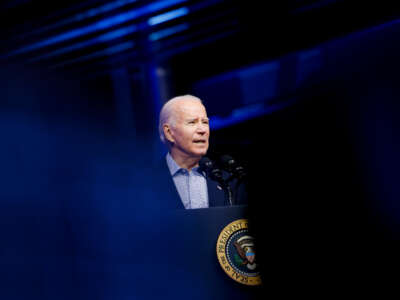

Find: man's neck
[169,151,200,171]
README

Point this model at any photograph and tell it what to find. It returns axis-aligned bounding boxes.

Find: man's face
[166,99,210,160]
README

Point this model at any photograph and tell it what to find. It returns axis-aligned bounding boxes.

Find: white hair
[158,94,203,145]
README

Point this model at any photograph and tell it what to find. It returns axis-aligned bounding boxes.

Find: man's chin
[190,146,208,156]
[191,150,207,158]
[198,149,208,156]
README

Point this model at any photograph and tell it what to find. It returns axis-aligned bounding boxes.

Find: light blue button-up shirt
[166,152,209,209]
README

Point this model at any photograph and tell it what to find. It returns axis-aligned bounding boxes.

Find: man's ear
[163,124,175,143]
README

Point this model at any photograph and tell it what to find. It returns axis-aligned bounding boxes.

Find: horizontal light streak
[30,25,137,62]
[17,0,139,39]
[6,0,187,57]
[149,23,188,41]
[51,41,134,68]
[147,7,189,26]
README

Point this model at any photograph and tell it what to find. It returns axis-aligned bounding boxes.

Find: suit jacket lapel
[159,159,185,209]
[207,178,226,207]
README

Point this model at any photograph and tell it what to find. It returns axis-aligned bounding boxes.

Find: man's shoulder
[148,157,185,210]
[150,157,170,174]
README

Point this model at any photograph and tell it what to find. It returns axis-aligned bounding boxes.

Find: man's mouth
[193,139,206,144]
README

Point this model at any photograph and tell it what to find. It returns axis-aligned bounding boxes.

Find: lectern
[159,205,261,299]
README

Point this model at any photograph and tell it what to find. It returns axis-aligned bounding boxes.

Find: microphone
[199,156,233,206]
[199,156,225,185]
[220,155,246,181]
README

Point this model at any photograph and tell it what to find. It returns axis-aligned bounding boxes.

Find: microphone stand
[199,156,234,206]
[225,174,245,206]
[223,182,233,206]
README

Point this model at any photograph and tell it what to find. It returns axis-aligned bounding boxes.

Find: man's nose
[196,123,208,133]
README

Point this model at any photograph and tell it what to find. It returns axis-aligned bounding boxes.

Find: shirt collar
[166,152,203,176]
[166,152,181,176]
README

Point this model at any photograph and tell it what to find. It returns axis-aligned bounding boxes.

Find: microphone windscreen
[220,154,246,179]
[199,156,213,171]
[220,155,236,171]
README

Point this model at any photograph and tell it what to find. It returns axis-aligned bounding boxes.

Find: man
[158,94,227,209]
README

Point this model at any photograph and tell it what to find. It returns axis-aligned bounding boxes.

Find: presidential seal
[216,219,261,286]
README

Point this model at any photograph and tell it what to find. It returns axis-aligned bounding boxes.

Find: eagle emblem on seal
[233,235,257,271]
